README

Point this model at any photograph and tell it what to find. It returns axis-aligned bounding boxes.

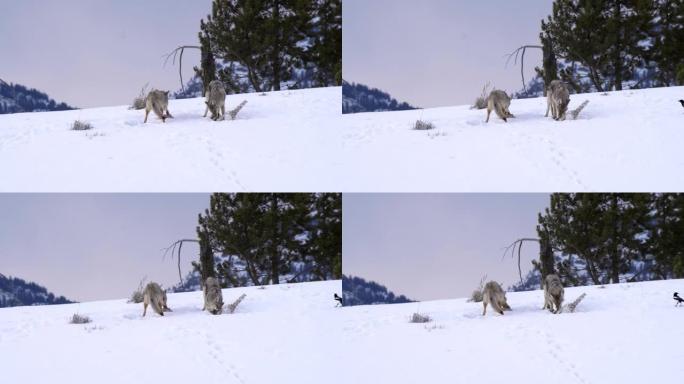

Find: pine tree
[543,0,653,91]
[651,0,684,85]
[647,194,684,278]
[310,0,342,86]
[201,0,311,92]
[306,193,342,279]
[198,193,309,285]
[538,193,649,285]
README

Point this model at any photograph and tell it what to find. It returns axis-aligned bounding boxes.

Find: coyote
[202,277,224,315]
[545,80,570,121]
[142,282,171,317]
[144,90,173,123]
[542,274,564,314]
[482,281,511,316]
[203,80,227,121]
[485,90,514,123]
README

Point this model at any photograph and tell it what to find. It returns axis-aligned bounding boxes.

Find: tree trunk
[539,232,556,281]
[609,195,621,283]
[198,231,216,282]
[269,194,280,284]
[613,2,623,91]
[272,1,282,91]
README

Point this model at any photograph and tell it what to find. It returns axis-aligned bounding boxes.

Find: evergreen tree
[543,0,653,91]
[647,194,684,278]
[306,193,342,279]
[651,0,684,85]
[310,0,342,86]
[201,0,311,92]
[198,193,310,285]
[538,194,649,285]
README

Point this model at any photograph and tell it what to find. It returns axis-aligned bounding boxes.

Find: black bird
[334,293,344,307]
[679,100,684,108]
[674,292,684,306]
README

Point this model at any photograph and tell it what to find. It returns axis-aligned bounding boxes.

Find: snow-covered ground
[0,280,342,383]
[335,279,683,383]
[0,87,341,192]
[342,86,684,191]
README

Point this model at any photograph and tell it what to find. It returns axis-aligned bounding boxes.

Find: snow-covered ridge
[0,87,341,192]
[335,279,683,383]
[1,280,342,383]
[342,86,684,192]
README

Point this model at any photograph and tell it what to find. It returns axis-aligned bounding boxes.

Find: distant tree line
[0,274,73,307]
[513,193,684,290]
[188,193,341,288]
[342,81,419,114]
[342,275,414,306]
[190,0,341,95]
[517,0,684,96]
[0,81,74,114]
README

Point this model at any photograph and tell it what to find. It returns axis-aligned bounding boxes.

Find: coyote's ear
[164,91,170,95]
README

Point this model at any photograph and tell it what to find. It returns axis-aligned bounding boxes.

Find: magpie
[334,293,344,307]
[674,292,684,306]
[679,100,684,108]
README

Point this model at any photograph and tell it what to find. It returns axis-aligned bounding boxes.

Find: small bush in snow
[409,312,432,323]
[413,119,435,130]
[128,277,147,304]
[70,313,91,324]
[469,289,483,303]
[71,120,93,131]
[467,274,487,303]
[129,83,149,110]
[471,81,492,110]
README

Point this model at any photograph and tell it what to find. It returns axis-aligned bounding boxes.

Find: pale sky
[343,194,550,301]
[343,0,552,108]
[0,194,210,302]
[0,0,212,108]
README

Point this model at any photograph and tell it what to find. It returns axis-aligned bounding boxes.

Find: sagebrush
[409,312,432,323]
[70,313,91,324]
[71,120,93,131]
[413,119,435,130]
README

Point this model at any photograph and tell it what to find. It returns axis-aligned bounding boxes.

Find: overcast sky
[0,194,209,302]
[343,194,550,301]
[0,0,212,108]
[343,0,552,108]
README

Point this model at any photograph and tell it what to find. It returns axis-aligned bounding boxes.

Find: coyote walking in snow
[545,80,571,121]
[203,80,227,121]
[482,281,511,316]
[543,274,565,314]
[142,282,171,316]
[203,277,224,315]
[485,90,514,123]
[143,90,173,123]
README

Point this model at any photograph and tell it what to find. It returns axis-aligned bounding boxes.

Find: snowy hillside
[342,86,684,192]
[0,87,341,192]
[1,280,342,383]
[334,279,683,383]
[0,273,73,307]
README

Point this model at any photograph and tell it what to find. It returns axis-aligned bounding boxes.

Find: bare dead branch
[162,46,201,93]
[504,45,543,95]
[502,238,541,283]
[161,239,200,284]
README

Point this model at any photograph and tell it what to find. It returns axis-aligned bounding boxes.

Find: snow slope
[342,86,684,192]
[0,87,341,192]
[0,280,342,384]
[335,279,683,383]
